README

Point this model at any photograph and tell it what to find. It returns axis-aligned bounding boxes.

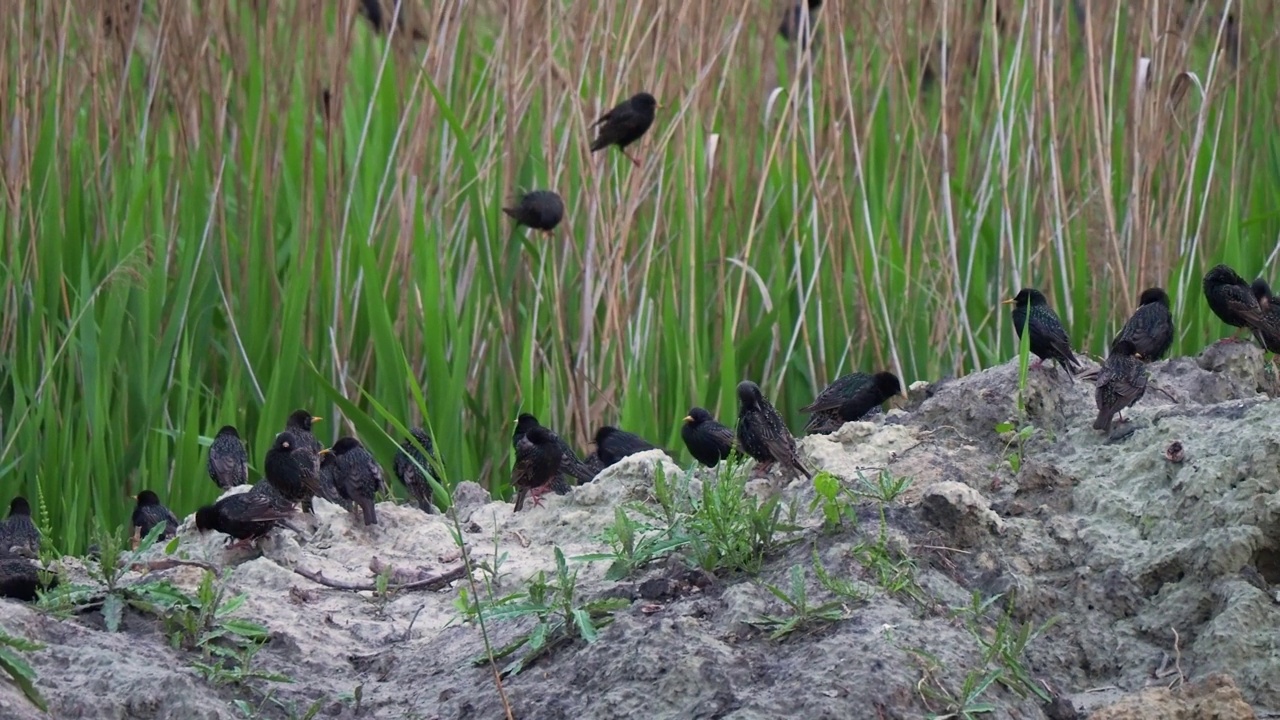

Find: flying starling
[0,497,40,558]
[207,425,249,490]
[1111,287,1174,361]
[595,426,660,467]
[1203,264,1265,342]
[800,371,902,434]
[589,92,658,167]
[131,490,180,542]
[681,408,735,468]
[1250,279,1280,353]
[393,427,441,513]
[735,381,812,480]
[513,413,595,489]
[512,426,563,512]
[1003,288,1082,377]
[330,437,385,526]
[778,0,823,47]
[503,190,565,236]
[195,484,297,547]
[1093,340,1149,432]
[264,431,322,506]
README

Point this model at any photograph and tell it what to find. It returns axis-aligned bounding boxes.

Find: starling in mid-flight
[1111,287,1174,361]
[503,190,565,236]
[590,92,658,167]
[264,431,322,506]
[681,408,735,468]
[512,426,563,512]
[1203,264,1265,341]
[393,428,441,513]
[1004,288,1082,377]
[1093,340,1149,432]
[1249,279,1280,353]
[329,437,385,526]
[801,371,902,434]
[0,497,40,558]
[594,426,661,468]
[513,414,595,489]
[735,381,811,480]
[131,490,180,542]
[778,0,823,47]
[195,484,298,546]
[208,425,249,490]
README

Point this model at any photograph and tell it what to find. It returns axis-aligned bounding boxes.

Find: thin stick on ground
[293,563,466,592]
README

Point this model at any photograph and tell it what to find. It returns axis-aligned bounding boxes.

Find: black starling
[589,92,658,167]
[0,556,48,601]
[131,490,180,542]
[1250,279,1280,353]
[513,413,595,488]
[329,437,385,526]
[0,497,40,558]
[594,426,660,468]
[207,425,249,490]
[315,451,347,506]
[393,428,441,513]
[735,381,811,480]
[1203,264,1265,341]
[263,431,323,505]
[800,371,902,434]
[512,426,563,513]
[502,190,565,236]
[778,0,823,47]
[1111,287,1174,361]
[1003,288,1082,376]
[285,410,324,454]
[583,451,605,478]
[681,408,735,468]
[195,484,297,546]
[1093,340,1149,432]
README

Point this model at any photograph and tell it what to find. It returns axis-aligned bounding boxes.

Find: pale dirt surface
[0,342,1278,719]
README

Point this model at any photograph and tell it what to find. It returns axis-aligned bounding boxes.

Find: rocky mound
[0,343,1278,719]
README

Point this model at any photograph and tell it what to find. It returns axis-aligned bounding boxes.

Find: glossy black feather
[512,427,562,513]
[595,426,660,467]
[394,428,441,513]
[264,431,322,505]
[503,190,564,233]
[0,498,40,558]
[195,484,297,542]
[331,437,385,526]
[513,413,594,489]
[131,490,180,541]
[1204,265,1264,331]
[1111,287,1174,361]
[207,425,249,490]
[1249,279,1280,352]
[801,371,901,433]
[1009,288,1082,373]
[735,381,811,479]
[0,556,51,601]
[681,408,735,468]
[590,93,657,152]
[1093,340,1148,432]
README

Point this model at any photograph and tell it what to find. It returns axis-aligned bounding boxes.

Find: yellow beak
[683,415,694,424]
[1000,298,1015,305]
[318,448,331,456]
[311,416,323,423]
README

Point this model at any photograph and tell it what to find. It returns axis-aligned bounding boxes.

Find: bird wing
[800,374,864,414]
[210,452,246,486]
[1032,313,1080,368]
[589,108,615,129]
[237,490,298,522]
[709,423,736,451]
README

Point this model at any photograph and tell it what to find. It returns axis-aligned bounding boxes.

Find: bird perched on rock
[595,426,660,468]
[1093,340,1149,433]
[0,498,40,558]
[0,556,49,601]
[394,428,441,513]
[513,414,595,489]
[1004,288,1082,377]
[285,410,324,454]
[503,190,564,236]
[131,490,180,543]
[1111,287,1174,361]
[315,450,347,506]
[778,0,823,47]
[195,484,298,547]
[801,371,902,434]
[207,425,249,490]
[329,437,385,526]
[264,431,322,506]
[512,426,563,512]
[1249,279,1280,353]
[590,92,658,167]
[735,381,811,480]
[1203,264,1264,342]
[681,408,735,468]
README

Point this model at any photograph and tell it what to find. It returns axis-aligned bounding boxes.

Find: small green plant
[684,467,800,575]
[159,570,270,655]
[575,505,691,580]
[469,547,629,676]
[853,470,913,503]
[38,523,174,631]
[0,624,47,712]
[997,308,1039,473]
[810,472,858,532]
[751,564,850,640]
[953,591,1055,702]
[911,647,1001,720]
[849,509,924,603]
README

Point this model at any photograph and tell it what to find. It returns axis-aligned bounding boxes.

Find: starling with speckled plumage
[1093,340,1149,432]
[512,426,563,513]
[195,484,297,545]
[208,425,249,490]
[264,431,322,506]
[681,408,735,468]
[595,426,660,468]
[503,190,564,236]
[1204,264,1265,342]
[735,381,811,480]
[1004,288,1082,377]
[132,490,180,542]
[0,556,50,601]
[513,414,595,489]
[330,437,385,526]
[285,410,324,454]
[1111,287,1174,361]
[590,92,658,167]
[1250,279,1280,353]
[394,428,440,513]
[0,498,40,558]
[801,371,902,434]
[778,0,823,47]
[315,451,347,505]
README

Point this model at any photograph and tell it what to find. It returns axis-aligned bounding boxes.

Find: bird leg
[1030,358,1044,370]
[529,482,553,508]
[623,149,642,167]
[224,537,257,551]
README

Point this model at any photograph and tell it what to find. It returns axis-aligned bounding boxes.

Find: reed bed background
[0,0,1271,552]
